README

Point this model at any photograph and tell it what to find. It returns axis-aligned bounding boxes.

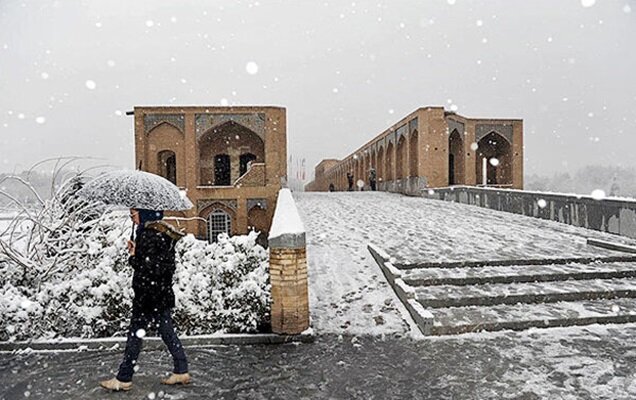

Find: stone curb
[368,244,433,335]
[0,332,315,352]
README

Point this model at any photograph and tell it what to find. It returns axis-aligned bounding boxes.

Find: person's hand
[127,240,136,256]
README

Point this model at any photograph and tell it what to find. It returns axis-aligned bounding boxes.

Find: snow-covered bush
[174,231,270,334]
[0,169,270,341]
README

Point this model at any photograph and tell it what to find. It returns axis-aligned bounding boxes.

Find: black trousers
[116,308,188,382]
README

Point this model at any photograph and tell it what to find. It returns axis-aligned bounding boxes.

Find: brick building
[306,107,523,193]
[133,106,287,244]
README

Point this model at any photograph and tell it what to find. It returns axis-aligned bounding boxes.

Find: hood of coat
[144,220,186,241]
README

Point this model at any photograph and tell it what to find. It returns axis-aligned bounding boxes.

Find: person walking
[369,168,377,191]
[347,172,354,192]
[100,208,190,391]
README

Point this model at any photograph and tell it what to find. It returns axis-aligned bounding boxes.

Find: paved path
[297,192,634,265]
[4,326,636,399]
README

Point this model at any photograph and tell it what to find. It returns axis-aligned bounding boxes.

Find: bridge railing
[422,185,636,239]
[268,188,310,334]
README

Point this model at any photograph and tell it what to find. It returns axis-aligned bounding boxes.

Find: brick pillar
[268,188,310,335]
[269,246,309,334]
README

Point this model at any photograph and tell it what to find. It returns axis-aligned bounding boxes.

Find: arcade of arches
[134,106,287,244]
[306,106,523,193]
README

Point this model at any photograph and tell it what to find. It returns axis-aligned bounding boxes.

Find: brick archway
[377,146,384,181]
[396,136,407,180]
[409,130,418,177]
[147,122,185,186]
[385,142,394,181]
[198,121,264,186]
[449,129,465,185]
[475,131,512,185]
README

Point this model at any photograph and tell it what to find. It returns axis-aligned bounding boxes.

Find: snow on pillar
[268,188,310,334]
[482,157,487,186]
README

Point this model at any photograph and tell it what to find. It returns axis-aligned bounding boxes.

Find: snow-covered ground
[295,191,636,336]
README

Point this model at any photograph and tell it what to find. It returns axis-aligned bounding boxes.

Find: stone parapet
[423,186,636,240]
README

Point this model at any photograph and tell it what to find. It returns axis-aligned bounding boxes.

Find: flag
[301,158,306,181]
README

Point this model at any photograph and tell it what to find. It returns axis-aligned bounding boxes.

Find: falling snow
[245,61,259,75]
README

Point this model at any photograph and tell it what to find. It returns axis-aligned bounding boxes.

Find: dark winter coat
[129,220,185,314]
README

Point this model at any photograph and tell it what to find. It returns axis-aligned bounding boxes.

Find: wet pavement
[3,325,636,400]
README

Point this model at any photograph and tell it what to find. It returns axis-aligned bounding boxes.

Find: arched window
[208,210,232,243]
[158,150,177,185]
[214,154,231,185]
[240,153,257,176]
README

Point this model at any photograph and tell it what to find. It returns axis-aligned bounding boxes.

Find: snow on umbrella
[78,170,193,211]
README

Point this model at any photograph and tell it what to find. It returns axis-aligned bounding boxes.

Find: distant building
[133,106,287,244]
[305,107,523,193]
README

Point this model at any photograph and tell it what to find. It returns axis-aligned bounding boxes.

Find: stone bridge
[295,191,636,336]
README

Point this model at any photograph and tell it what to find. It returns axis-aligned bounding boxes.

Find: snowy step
[428,297,636,335]
[394,255,636,270]
[402,262,636,287]
[415,278,636,308]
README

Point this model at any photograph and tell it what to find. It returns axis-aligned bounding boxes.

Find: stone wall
[422,186,636,239]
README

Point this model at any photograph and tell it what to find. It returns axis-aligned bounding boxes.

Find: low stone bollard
[268,188,310,334]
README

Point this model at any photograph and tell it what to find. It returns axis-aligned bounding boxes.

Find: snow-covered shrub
[173,231,270,334]
[0,283,44,341]
[0,168,270,341]
[0,203,133,341]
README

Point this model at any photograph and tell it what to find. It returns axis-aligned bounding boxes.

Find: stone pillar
[268,189,310,334]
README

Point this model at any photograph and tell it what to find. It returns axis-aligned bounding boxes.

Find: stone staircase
[368,244,636,336]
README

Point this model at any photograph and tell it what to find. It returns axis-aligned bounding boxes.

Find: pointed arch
[409,130,419,177]
[157,150,177,185]
[198,121,264,186]
[386,142,394,181]
[396,136,407,180]
[475,131,512,185]
[449,129,465,185]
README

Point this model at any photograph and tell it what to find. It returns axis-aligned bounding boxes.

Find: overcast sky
[0,0,634,179]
